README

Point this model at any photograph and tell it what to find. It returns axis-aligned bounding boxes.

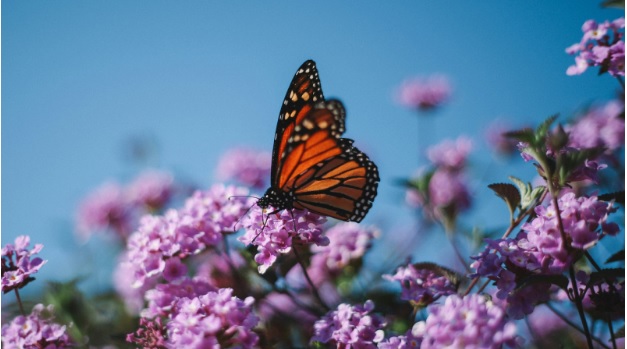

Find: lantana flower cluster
[128,287,259,348]
[383,264,457,307]
[406,136,473,224]
[1,235,47,293]
[238,205,328,273]
[118,184,253,289]
[396,75,451,111]
[75,169,176,241]
[413,294,519,349]
[1,304,74,348]
[216,147,272,189]
[309,222,378,278]
[566,17,624,77]
[471,192,618,318]
[311,300,386,348]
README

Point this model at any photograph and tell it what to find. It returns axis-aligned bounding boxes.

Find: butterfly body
[258,60,379,222]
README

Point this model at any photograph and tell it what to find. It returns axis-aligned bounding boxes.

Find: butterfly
[257,60,379,222]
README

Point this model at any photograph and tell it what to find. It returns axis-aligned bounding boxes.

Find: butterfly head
[257,187,294,213]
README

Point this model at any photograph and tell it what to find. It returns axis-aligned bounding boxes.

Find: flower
[1,235,47,293]
[2,304,73,348]
[426,136,473,170]
[216,147,272,189]
[310,222,378,275]
[566,99,625,152]
[415,294,519,348]
[127,169,175,211]
[383,263,457,307]
[166,288,259,348]
[238,205,328,274]
[75,181,133,240]
[120,184,253,289]
[396,75,452,111]
[566,17,625,77]
[142,277,216,319]
[311,300,386,348]
[470,193,618,318]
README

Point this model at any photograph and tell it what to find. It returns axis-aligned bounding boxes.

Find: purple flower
[566,99,625,152]
[239,205,328,274]
[142,277,216,319]
[524,192,618,253]
[310,222,378,274]
[166,288,259,348]
[396,75,452,111]
[2,304,73,348]
[1,235,47,293]
[75,181,133,241]
[120,184,253,289]
[383,264,457,307]
[311,300,386,348]
[426,136,473,170]
[216,147,272,189]
[428,169,471,211]
[415,294,519,348]
[127,169,175,212]
[566,17,625,77]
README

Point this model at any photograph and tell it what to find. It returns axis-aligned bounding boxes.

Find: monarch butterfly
[257,60,379,222]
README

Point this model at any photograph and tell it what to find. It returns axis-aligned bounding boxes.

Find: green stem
[569,266,595,349]
[545,303,610,349]
[14,288,25,316]
[607,313,617,349]
[293,246,330,311]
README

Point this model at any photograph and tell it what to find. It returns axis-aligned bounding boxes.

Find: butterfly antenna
[231,200,258,233]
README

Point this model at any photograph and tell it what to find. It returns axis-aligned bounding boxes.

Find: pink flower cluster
[1,235,47,293]
[566,17,624,77]
[127,286,259,348]
[2,304,73,348]
[311,300,386,348]
[216,147,272,189]
[119,184,253,289]
[396,75,451,111]
[310,222,378,275]
[383,264,457,307]
[75,169,176,241]
[406,137,473,221]
[566,99,625,152]
[471,193,618,318]
[414,294,519,348]
[238,205,328,273]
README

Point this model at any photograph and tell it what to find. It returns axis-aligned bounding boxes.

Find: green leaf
[606,250,625,264]
[535,114,559,143]
[488,183,520,217]
[601,0,624,8]
[615,325,625,338]
[516,274,569,292]
[504,128,534,143]
[599,191,625,206]
[588,268,625,286]
[509,176,545,211]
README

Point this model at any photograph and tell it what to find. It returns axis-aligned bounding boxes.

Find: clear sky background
[3,2,622,297]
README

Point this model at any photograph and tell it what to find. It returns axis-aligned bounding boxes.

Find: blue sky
[3,1,622,296]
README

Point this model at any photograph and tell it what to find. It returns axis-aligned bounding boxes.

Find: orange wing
[261,60,379,222]
[278,101,378,222]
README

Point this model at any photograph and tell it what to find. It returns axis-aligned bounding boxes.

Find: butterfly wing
[279,100,379,222]
[271,60,325,187]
